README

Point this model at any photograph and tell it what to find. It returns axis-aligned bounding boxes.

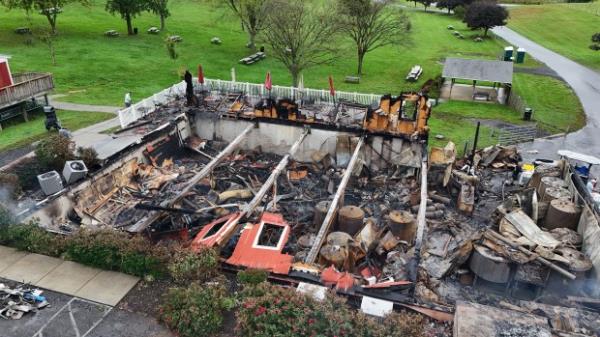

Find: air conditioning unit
[62,160,88,184]
[37,171,63,196]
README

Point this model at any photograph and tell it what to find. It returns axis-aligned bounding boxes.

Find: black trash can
[134,27,138,35]
[523,107,533,121]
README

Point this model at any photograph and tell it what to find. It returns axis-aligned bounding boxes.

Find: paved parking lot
[0,278,173,337]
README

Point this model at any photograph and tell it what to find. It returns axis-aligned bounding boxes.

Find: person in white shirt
[124,92,132,107]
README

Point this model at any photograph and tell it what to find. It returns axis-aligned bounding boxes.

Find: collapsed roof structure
[19,78,600,335]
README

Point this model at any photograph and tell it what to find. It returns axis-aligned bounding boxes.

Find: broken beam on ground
[199,127,310,249]
[127,123,255,233]
[243,127,310,216]
[304,136,365,264]
[168,123,256,207]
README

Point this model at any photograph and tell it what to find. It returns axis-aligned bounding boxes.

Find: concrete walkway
[492,27,600,165]
[48,95,121,114]
[0,246,138,306]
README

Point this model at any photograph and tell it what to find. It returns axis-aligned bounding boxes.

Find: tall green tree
[336,0,409,76]
[436,0,472,14]
[105,0,147,35]
[463,1,508,37]
[147,0,169,30]
[1,0,88,34]
[222,0,271,51]
[261,0,338,86]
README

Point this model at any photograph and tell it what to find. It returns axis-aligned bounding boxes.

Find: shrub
[237,269,268,286]
[0,205,14,227]
[0,173,22,199]
[64,229,171,278]
[0,222,64,256]
[237,283,425,337]
[168,247,219,284]
[9,157,45,191]
[76,146,101,169]
[160,282,230,337]
[35,134,75,171]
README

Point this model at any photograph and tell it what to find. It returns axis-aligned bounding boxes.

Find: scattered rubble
[0,283,49,320]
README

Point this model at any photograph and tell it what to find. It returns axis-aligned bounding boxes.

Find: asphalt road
[492,27,600,163]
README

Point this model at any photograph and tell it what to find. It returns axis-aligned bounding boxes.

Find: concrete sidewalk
[0,246,138,306]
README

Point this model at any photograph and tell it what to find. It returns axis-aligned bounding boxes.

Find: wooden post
[243,127,309,216]
[305,136,365,264]
[414,149,428,254]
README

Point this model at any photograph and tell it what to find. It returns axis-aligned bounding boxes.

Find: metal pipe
[305,136,365,264]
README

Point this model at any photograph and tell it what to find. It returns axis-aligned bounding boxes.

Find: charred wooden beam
[168,123,255,207]
[304,136,365,264]
[213,127,310,247]
[243,127,310,216]
[127,123,255,233]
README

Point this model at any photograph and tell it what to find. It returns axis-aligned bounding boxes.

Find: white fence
[199,78,382,106]
[118,81,186,128]
[118,78,382,128]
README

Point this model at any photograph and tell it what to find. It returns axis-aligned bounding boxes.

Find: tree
[105,0,147,35]
[463,1,508,37]
[336,0,410,76]
[147,0,169,30]
[416,0,433,11]
[261,0,338,86]
[436,0,472,14]
[221,0,271,51]
[1,0,88,34]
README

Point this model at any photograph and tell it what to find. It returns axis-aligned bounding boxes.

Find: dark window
[257,223,285,247]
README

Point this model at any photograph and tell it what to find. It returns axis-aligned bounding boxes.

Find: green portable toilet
[516,48,526,64]
[503,46,514,61]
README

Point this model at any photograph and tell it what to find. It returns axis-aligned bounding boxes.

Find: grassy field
[1,0,536,106]
[508,2,600,70]
[512,73,586,132]
[0,111,114,151]
[0,0,586,149]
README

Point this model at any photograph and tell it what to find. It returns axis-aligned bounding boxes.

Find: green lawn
[0,110,114,151]
[1,0,536,106]
[512,73,586,133]
[0,0,586,149]
[508,2,600,70]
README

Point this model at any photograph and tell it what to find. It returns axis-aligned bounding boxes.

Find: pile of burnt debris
[0,283,49,320]
[422,143,600,336]
[19,86,600,335]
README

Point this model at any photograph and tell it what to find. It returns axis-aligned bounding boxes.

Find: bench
[406,65,423,82]
[239,52,266,65]
[344,76,360,84]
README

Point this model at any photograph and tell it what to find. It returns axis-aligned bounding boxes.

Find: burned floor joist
[305,136,365,264]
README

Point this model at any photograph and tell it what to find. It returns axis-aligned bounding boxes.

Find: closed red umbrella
[265,72,272,91]
[197,64,204,84]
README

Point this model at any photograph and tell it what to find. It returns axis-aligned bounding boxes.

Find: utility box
[37,171,63,196]
[63,160,88,184]
[0,57,14,90]
[503,47,514,62]
[516,48,526,64]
